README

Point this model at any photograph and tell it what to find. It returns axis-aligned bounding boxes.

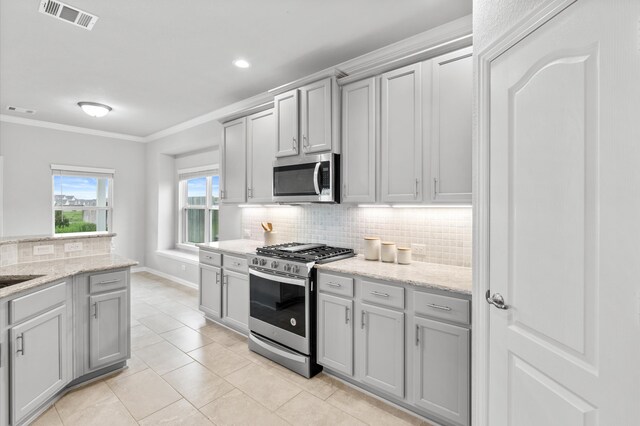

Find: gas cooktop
[256,242,355,264]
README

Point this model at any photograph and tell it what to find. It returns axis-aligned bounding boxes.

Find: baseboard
[132,266,199,290]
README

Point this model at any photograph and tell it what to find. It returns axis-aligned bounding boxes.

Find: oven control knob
[283,264,292,272]
[259,259,267,266]
[292,265,300,274]
[251,258,259,265]
[271,261,279,268]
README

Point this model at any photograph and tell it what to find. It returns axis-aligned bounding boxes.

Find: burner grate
[257,242,355,263]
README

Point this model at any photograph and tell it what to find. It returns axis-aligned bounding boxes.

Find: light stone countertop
[315,254,472,296]
[0,254,138,299]
[197,239,264,256]
[0,232,117,245]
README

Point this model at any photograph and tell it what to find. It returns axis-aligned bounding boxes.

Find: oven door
[248,268,310,355]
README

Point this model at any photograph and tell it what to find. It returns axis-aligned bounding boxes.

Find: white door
[89,290,128,371]
[247,108,275,203]
[274,89,299,158]
[487,1,640,425]
[300,78,332,154]
[221,118,246,203]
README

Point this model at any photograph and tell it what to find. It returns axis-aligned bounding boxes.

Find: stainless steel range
[247,243,354,378]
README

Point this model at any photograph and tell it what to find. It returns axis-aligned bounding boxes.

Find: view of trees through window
[184,175,219,244]
[53,175,111,234]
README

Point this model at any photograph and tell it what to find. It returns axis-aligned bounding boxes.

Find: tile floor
[32,271,434,426]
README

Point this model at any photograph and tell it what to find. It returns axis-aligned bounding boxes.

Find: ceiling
[0,0,472,138]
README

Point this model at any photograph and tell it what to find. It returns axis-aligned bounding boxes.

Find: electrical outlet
[64,242,83,253]
[33,244,54,256]
[411,244,426,255]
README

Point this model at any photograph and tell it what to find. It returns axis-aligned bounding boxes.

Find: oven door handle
[313,162,321,195]
[249,268,307,287]
[249,333,307,364]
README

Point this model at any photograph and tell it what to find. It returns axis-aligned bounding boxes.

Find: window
[178,169,219,245]
[51,165,114,235]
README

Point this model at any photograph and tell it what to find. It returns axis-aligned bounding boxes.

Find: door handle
[486,290,509,310]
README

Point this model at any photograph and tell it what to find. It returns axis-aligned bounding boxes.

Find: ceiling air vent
[38,0,98,30]
[6,106,37,115]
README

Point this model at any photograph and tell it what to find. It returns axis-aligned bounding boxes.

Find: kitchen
[1,1,639,426]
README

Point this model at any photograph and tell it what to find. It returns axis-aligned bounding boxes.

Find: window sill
[155,249,199,265]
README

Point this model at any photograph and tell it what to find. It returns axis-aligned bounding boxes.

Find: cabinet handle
[292,137,297,152]
[16,333,24,356]
[223,276,229,316]
[345,306,350,324]
[415,178,419,199]
[370,291,390,298]
[98,278,120,285]
[426,303,452,311]
[433,178,439,196]
[247,187,252,198]
[215,272,220,284]
[327,282,342,288]
[93,302,98,319]
[361,310,366,329]
[415,325,420,346]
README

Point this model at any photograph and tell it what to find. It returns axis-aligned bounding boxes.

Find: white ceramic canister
[364,237,381,261]
[264,231,278,246]
[381,242,397,263]
[397,247,412,265]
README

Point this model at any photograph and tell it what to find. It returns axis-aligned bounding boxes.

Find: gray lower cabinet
[10,304,68,425]
[89,289,128,371]
[413,316,470,426]
[199,264,222,318]
[317,293,353,375]
[358,303,404,398]
[222,270,249,331]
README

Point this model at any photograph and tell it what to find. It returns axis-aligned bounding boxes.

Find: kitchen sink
[0,275,44,288]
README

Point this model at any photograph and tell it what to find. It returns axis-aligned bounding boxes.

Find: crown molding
[0,114,146,142]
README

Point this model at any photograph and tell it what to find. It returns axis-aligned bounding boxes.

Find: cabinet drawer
[361,280,404,309]
[200,250,222,267]
[224,254,248,274]
[89,271,127,294]
[414,291,470,325]
[318,272,354,297]
[9,281,66,324]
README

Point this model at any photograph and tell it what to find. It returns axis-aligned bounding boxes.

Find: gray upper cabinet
[429,47,473,203]
[221,117,247,203]
[300,78,332,154]
[88,289,128,371]
[10,303,68,425]
[413,316,470,426]
[317,292,353,376]
[341,78,376,203]
[246,109,275,203]
[200,264,222,319]
[358,303,405,399]
[381,63,423,203]
[274,89,300,158]
[222,269,249,332]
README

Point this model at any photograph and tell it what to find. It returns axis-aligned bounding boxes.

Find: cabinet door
[200,264,222,319]
[274,89,299,157]
[413,316,470,426]
[430,47,473,203]
[89,289,128,371]
[381,63,423,203]
[221,117,247,203]
[247,109,275,203]
[223,269,249,331]
[342,78,376,203]
[317,293,353,376]
[300,78,332,154]
[10,305,68,425]
[358,303,404,398]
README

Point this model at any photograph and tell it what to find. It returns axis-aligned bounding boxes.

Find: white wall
[0,122,146,262]
[144,120,241,284]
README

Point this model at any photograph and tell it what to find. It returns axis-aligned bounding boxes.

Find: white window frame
[177,165,219,251]
[51,164,114,236]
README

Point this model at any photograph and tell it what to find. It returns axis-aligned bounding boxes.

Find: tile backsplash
[242,206,472,267]
[0,236,112,267]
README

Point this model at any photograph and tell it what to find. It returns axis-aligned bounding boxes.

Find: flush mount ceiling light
[233,58,251,69]
[77,102,112,118]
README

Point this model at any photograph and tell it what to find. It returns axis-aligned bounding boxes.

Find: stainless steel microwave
[272,153,340,203]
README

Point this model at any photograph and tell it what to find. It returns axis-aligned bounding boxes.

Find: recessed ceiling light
[77,102,112,118]
[233,59,251,69]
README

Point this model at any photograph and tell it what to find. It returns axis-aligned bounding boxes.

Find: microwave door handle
[313,162,321,195]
